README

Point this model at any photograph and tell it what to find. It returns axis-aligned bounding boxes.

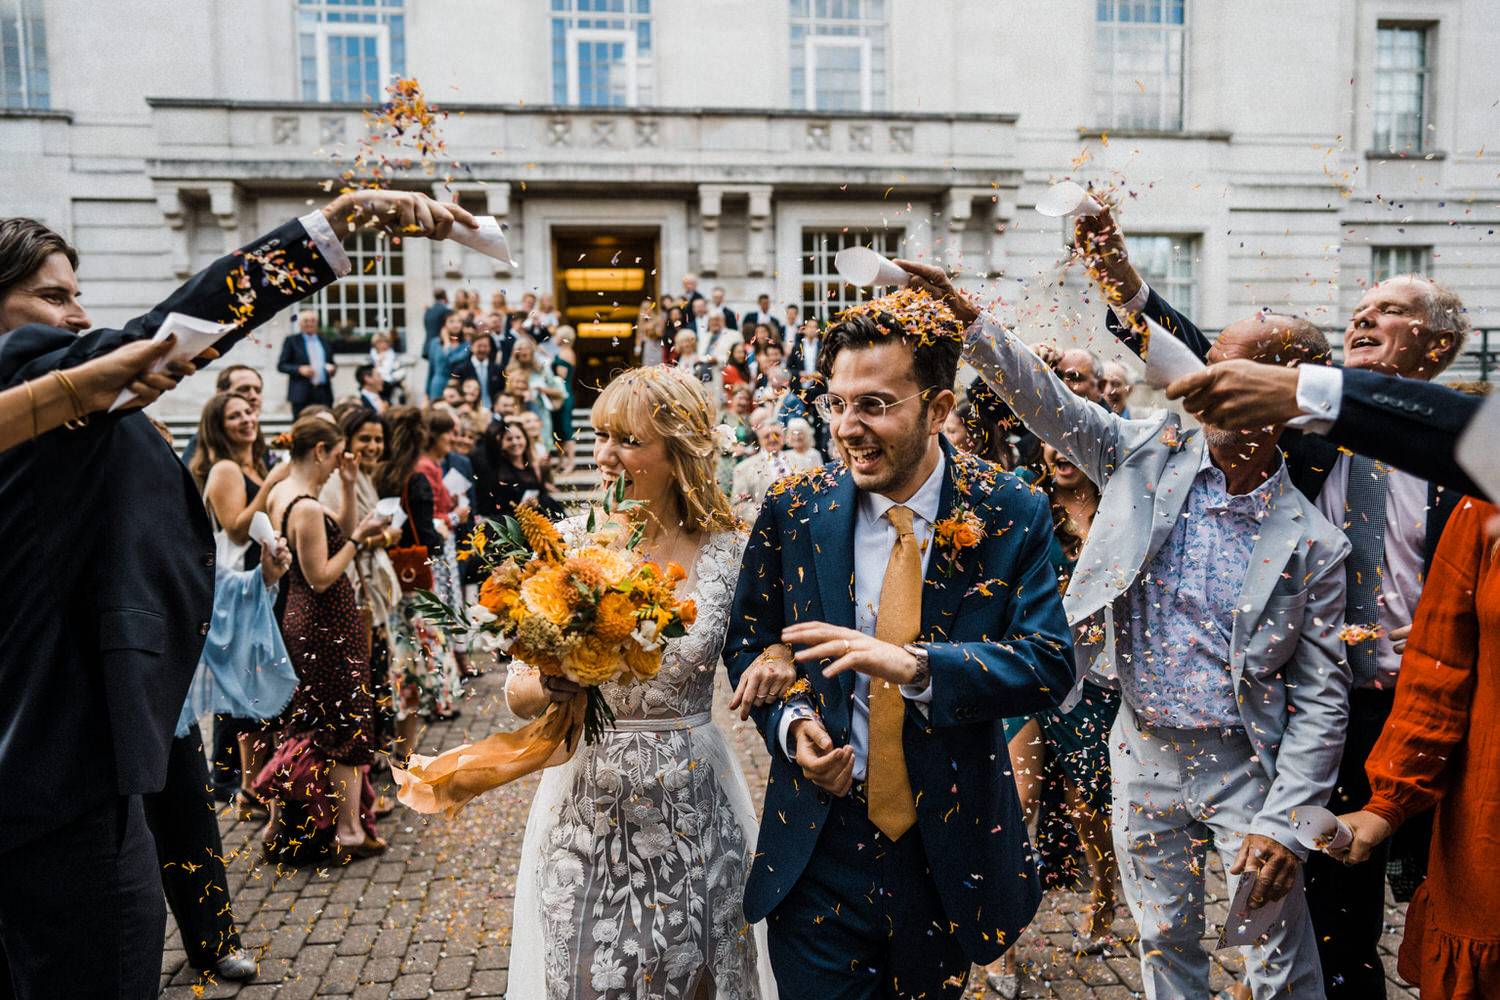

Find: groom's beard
[835,411,931,496]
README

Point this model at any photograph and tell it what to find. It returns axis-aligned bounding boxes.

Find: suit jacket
[724,441,1076,962]
[715,305,738,329]
[277,331,337,405]
[1106,292,1477,552]
[454,351,506,406]
[966,316,1352,854]
[0,217,341,849]
[742,310,784,339]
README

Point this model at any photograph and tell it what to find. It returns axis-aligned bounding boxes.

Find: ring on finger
[842,639,851,656]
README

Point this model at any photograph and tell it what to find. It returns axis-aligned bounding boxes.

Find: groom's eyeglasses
[814,389,928,423]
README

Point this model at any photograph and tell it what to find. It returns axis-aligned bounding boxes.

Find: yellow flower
[576,546,634,587]
[520,567,574,625]
[624,640,661,680]
[564,637,625,686]
[515,505,565,560]
[594,592,639,643]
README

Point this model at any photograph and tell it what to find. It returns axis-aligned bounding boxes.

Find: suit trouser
[1111,706,1323,1000]
[1303,688,1394,999]
[0,796,165,1000]
[142,731,242,970]
[765,791,969,1000]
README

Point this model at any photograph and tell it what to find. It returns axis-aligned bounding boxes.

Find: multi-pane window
[298,0,406,103]
[0,0,48,110]
[1095,0,1186,131]
[1371,245,1431,283]
[800,229,904,322]
[551,0,653,108]
[1373,25,1431,152]
[1127,235,1196,314]
[304,230,405,341]
[790,0,887,113]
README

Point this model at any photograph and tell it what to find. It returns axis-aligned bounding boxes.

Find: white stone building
[3,0,1496,416]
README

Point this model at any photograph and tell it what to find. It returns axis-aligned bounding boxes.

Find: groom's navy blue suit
[725,442,1075,995]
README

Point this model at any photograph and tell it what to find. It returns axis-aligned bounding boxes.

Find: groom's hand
[729,643,796,720]
[789,718,855,797]
[784,622,920,687]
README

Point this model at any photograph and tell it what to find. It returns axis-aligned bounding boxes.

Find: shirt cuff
[776,697,818,761]
[298,209,352,278]
[1118,280,1151,316]
[1285,364,1343,434]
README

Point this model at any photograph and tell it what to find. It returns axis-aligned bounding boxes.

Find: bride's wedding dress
[506,527,776,999]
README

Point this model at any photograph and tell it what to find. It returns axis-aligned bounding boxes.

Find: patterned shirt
[1119,447,1285,728]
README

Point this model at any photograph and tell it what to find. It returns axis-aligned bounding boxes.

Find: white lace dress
[505,528,777,1000]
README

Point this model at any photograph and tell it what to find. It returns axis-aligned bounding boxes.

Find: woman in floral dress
[504,366,790,1000]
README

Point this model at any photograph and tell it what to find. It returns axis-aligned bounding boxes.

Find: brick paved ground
[160,669,1417,998]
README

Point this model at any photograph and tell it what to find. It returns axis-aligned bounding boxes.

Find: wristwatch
[902,642,931,689]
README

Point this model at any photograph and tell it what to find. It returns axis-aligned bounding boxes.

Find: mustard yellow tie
[867,504,920,840]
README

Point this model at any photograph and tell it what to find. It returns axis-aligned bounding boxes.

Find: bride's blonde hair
[590,365,740,534]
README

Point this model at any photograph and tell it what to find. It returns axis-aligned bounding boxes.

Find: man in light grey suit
[903,261,1351,1000]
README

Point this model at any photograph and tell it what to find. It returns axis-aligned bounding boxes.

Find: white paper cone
[1291,805,1354,853]
[248,511,276,548]
[1035,180,1104,219]
[1456,393,1500,504]
[1142,316,1207,389]
[834,246,911,288]
[109,312,240,411]
[449,216,519,267]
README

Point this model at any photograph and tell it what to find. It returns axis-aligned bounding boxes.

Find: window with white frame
[1371,245,1431,283]
[1372,24,1431,152]
[303,230,406,341]
[551,0,653,108]
[1127,235,1196,315]
[790,0,887,113]
[298,0,405,103]
[0,0,48,110]
[800,229,903,322]
[1095,0,1186,131]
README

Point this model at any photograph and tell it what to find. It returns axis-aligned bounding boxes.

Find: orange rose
[952,523,980,548]
[677,599,697,627]
[624,640,661,680]
[564,637,625,686]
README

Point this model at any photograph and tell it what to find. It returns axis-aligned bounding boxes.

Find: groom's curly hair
[818,309,962,407]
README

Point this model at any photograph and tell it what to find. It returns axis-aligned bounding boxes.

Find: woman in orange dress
[1336,497,1500,999]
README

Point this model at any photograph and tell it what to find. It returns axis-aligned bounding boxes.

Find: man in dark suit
[356,363,387,413]
[742,293,784,339]
[453,329,504,411]
[1079,206,1470,999]
[0,189,471,1000]
[725,300,1075,998]
[277,308,336,415]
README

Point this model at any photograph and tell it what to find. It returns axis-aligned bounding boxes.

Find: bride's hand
[730,644,797,720]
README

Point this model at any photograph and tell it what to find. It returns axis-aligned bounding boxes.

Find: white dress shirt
[777,454,944,780]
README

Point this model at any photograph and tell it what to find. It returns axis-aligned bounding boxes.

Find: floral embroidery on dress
[523,526,760,1000]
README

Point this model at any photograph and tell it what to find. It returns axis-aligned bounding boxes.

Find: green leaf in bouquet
[410,588,469,635]
[585,505,596,534]
[659,621,687,639]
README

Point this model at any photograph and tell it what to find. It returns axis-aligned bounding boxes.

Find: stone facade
[2,0,1495,417]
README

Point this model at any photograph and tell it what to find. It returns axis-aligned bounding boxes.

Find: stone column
[746,185,773,278]
[697,185,724,277]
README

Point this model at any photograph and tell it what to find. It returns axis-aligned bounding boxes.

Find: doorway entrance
[552,229,658,406]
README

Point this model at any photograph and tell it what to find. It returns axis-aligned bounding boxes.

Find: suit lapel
[920,443,978,640]
[807,468,858,703]
[1146,431,1204,559]
[1232,480,1304,678]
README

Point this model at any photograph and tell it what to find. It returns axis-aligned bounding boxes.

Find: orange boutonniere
[932,509,985,576]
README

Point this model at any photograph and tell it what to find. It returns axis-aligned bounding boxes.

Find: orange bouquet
[394,483,696,815]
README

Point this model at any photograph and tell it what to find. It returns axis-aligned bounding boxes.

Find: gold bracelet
[49,370,89,428]
[25,379,38,440]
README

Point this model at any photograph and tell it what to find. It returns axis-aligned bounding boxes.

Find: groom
[725,294,1076,997]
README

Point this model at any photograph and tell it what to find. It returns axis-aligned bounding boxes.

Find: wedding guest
[944,398,1014,470]
[356,363,387,413]
[722,341,753,391]
[453,326,503,411]
[376,407,462,755]
[503,364,787,998]
[278,310,337,416]
[320,408,402,757]
[479,418,558,522]
[180,364,267,473]
[1101,360,1133,416]
[422,288,450,358]
[636,299,665,366]
[505,335,563,424]
[550,325,577,475]
[530,291,560,338]
[1334,498,1500,1000]
[730,410,793,522]
[259,414,389,862]
[710,285,737,329]
[425,311,469,403]
[783,416,823,471]
[916,259,1351,1000]
[716,384,756,493]
[369,329,409,404]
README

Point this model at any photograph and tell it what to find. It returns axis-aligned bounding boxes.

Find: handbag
[389,481,434,594]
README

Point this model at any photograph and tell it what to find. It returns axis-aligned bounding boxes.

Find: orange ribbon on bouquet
[391,693,586,817]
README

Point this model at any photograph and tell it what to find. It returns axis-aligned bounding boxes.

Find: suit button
[818,790,830,806]
[203,553,215,569]
[199,621,210,636]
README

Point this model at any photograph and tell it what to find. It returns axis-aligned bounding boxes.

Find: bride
[505,365,791,1000]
